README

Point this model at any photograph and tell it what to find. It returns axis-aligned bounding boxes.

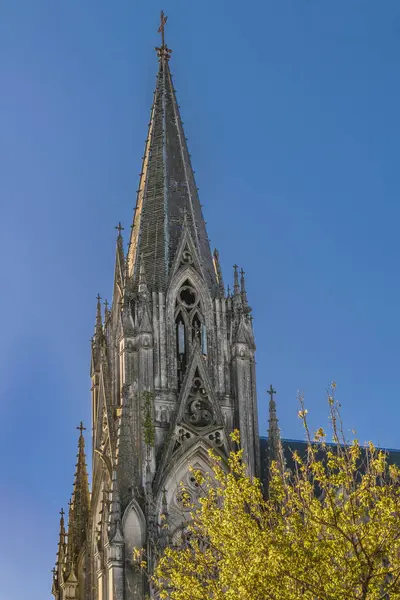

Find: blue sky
[1,1,400,598]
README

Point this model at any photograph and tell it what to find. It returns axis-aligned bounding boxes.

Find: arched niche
[122,499,146,599]
[122,498,146,558]
[156,440,224,534]
[77,545,87,600]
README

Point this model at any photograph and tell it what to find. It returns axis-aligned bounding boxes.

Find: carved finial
[233,265,240,295]
[267,385,285,479]
[213,248,225,296]
[267,384,276,404]
[240,268,251,313]
[94,294,103,340]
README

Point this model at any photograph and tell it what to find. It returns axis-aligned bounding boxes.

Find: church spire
[267,386,285,478]
[65,423,91,575]
[52,508,66,598]
[127,13,217,293]
[56,508,66,567]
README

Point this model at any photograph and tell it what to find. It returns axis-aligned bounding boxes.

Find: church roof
[127,40,217,293]
[259,437,400,487]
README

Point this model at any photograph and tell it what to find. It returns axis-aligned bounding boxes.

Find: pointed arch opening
[174,278,207,388]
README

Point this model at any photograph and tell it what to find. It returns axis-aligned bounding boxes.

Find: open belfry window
[175,279,207,387]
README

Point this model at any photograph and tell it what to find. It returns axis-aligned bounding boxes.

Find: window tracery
[175,279,207,387]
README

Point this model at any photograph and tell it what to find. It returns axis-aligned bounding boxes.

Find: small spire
[104,299,110,322]
[267,385,285,480]
[65,497,75,576]
[55,507,66,577]
[95,294,103,338]
[240,268,251,314]
[232,265,243,315]
[233,265,240,296]
[65,423,90,575]
[213,249,225,296]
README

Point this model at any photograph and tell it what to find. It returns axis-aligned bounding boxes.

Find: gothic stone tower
[52,17,259,600]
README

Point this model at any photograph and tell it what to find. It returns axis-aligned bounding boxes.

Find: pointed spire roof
[113,223,125,294]
[65,423,91,573]
[267,386,285,478]
[213,249,225,296]
[53,508,66,594]
[240,269,251,314]
[233,264,240,297]
[56,508,66,566]
[127,16,217,293]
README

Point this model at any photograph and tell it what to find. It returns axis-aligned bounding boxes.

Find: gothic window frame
[174,278,208,386]
[166,267,214,387]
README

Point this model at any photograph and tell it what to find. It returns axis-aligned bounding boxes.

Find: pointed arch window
[175,280,207,388]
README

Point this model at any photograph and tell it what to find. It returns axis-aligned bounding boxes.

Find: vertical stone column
[106,535,125,600]
[152,291,160,389]
[158,291,167,389]
[231,339,255,477]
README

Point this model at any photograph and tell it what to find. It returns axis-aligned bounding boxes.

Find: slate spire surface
[127,18,217,292]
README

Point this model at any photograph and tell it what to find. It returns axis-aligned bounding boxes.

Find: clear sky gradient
[1,1,400,598]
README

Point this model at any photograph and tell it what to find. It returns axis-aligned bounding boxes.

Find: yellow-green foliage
[152,390,400,600]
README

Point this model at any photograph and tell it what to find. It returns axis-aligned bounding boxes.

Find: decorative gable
[154,343,229,489]
[168,215,206,285]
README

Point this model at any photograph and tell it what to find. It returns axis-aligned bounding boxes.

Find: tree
[148,387,400,600]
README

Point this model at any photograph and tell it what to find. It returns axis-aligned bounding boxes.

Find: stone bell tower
[52,12,260,600]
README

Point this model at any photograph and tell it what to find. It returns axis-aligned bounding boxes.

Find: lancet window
[175,279,207,387]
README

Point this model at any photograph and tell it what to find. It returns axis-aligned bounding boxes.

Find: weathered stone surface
[52,41,260,600]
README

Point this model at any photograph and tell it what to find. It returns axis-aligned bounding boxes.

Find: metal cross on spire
[115,222,124,235]
[267,385,276,401]
[156,10,172,59]
[158,10,168,47]
[77,421,86,435]
[59,508,65,518]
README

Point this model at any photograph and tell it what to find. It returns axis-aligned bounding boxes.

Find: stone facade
[51,38,260,600]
